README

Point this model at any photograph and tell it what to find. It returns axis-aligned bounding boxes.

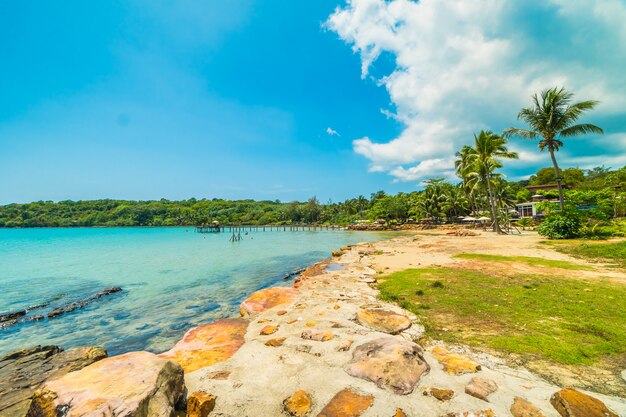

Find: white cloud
[327,0,626,182]
[326,127,341,136]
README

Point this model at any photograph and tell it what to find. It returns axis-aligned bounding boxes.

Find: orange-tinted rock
[430,346,481,375]
[345,337,429,395]
[265,337,287,347]
[301,329,334,342]
[283,390,313,417]
[187,391,216,417]
[27,351,184,417]
[511,397,546,417]
[260,325,278,335]
[465,377,497,402]
[287,319,298,324]
[277,310,288,316]
[306,321,317,327]
[423,387,454,401]
[159,318,248,373]
[317,389,374,417]
[206,370,230,380]
[337,340,353,352]
[239,287,299,317]
[355,309,411,334]
[550,388,618,417]
[257,319,271,323]
[394,408,407,417]
[445,410,495,417]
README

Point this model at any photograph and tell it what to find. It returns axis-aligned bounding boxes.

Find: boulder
[511,397,546,417]
[26,351,184,417]
[159,318,248,373]
[550,388,618,417]
[317,389,374,417]
[465,377,498,402]
[0,345,107,417]
[240,287,299,317]
[283,390,313,417]
[355,309,411,334]
[430,346,481,375]
[187,391,216,417]
[345,337,429,395]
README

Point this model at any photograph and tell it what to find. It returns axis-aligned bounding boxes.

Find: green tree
[503,87,604,210]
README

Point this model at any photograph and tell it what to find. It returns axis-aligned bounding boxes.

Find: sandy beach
[174,230,626,416]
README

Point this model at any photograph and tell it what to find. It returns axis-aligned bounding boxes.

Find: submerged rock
[159,318,248,373]
[239,287,299,317]
[27,351,183,417]
[0,345,106,417]
[345,337,429,395]
[550,388,618,417]
[317,389,374,417]
[355,308,411,334]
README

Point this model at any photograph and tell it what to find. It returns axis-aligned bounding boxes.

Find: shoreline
[3,230,626,416]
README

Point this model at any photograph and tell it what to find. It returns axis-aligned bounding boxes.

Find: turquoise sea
[0,227,386,356]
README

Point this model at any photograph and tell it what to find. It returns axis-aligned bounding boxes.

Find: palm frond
[560,123,604,137]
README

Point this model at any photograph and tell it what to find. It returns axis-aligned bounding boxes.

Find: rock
[265,337,286,347]
[394,408,407,417]
[423,387,454,401]
[317,389,374,417]
[27,351,184,417]
[301,330,334,342]
[336,340,353,352]
[187,391,216,417]
[511,397,546,417]
[159,318,248,373]
[445,410,495,417]
[550,388,618,417]
[260,325,278,335]
[0,345,107,417]
[345,337,429,395]
[283,390,313,417]
[206,371,230,380]
[355,308,411,334]
[239,287,299,317]
[332,250,344,257]
[277,310,288,316]
[430,346,481,375]
[465,377,498,402]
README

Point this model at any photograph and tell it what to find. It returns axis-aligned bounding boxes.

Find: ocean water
[0,227,386,356]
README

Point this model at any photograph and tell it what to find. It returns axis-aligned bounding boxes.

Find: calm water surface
[0,227,387,355]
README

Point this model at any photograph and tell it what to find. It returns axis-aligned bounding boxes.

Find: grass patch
[453,253,592,270]
[378,267,626,365]
[548,240,626,269]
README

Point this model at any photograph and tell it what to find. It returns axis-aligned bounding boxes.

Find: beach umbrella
[477,216,490,221]
[462,216,477,221]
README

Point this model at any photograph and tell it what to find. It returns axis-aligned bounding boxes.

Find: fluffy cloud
[327,0,626,181]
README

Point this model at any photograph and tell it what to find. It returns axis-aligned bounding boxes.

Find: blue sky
[1,1,625,204]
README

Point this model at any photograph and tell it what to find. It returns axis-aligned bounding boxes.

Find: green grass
[548,240,626,269]
[378,267,626,365]
[453,253,592,270]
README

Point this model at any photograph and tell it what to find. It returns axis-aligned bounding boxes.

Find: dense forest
[1,164,624,229]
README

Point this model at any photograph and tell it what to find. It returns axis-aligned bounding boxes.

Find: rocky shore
[1,232,625,417]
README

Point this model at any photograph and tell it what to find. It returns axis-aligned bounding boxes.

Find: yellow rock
[283,390,313,417]
[265,337,287,347]
[394,408,408,417]
[277,310,288,316]
[550,388,618,417]
[187,391,216,417]
[317,388,373,417]
[306,321,317,327]
[159,318,248,373]
[511,396,545,417]
[430,346,481,375]
[260,325,278,335]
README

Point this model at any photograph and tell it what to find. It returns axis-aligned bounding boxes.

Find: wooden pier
[194,224,345,234]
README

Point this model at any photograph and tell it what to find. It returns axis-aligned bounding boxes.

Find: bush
[537,211,583,239]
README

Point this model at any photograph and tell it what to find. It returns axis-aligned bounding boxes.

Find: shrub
[537,211,582,239]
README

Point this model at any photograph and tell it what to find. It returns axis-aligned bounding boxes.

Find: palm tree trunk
[549,148,565,210]
[485,171,502,233]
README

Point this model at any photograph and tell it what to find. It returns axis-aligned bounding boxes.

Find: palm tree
[503,87,604,210]
[466,131,518,233]
[455,145,479,215]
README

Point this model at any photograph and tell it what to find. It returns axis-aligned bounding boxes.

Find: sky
[1,0,625,204]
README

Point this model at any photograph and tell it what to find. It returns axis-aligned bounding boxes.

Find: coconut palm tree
[466,131,518,233]
[503,87,604,210]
